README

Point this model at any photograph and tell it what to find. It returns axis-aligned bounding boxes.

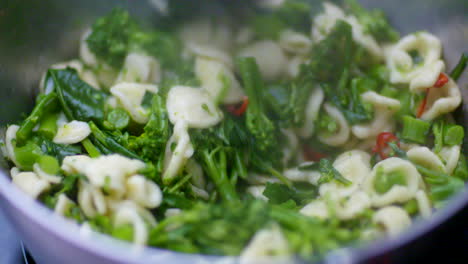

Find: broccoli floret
[86,8,139,68]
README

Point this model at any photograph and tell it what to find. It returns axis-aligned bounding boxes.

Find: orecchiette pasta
[386,32,444,90]
[298,88,324,139]
[373,206,412,237]
[335,191,371,220]
[33,163,62,184]
[300,200,329,219]
[116,53,161,84]
[126,174,163,209]
[179,19,233,53]
[352,92,401,139]
[163,121,194,182]
[439,145,461,175]
[187,43,233,68]
[407,146,445,173]
[112,201,156,245]
[78,180,107,218]
[279,29,312,55]
[415,190,432,219]
[54,194,75,216]
[286,56,308,79]
[167,86,223,129]
[11,168,50,199]
[53,120,91,145]
[319,150,371,199]
[364,158,422,207]
[195,56,245,104]
[110,82,159,124]
[62,155,93,175]
[283,164,321,185]
[238,40,287,81]
[164,208,182,218]
[419,78,462,121]
[5,125,19,166]
[246,185,268,201]
[317,103,350,147]
[190,184,210,200]
[240,225,291,264]
[80,29,99,67]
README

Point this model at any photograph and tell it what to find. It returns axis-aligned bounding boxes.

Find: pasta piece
[373,206,411,237]
[33,163,62,184]
[166,86,223,128]
[186,43,233,68]
[407,146,445,173]
[78,180,107,218]
[415,190,432,219]
[116,53,161,84]
[246,185,268,201]
[300,200,329,219]
[110,82,159,124]
[286,56,308,78]
[195,56,245,104]
[238,40,287,80]
[54,194,75,216]
[61,155,93,175]
[64,154,145,197]
[283,164,321,185]
[439,145,461,175]
[112,201,155,246]
[386,32,444,91]
[179,19,233,53]
[420,78,462,121]
[298,88,324,139]
[163,121,194,181]
[317,103,350,147]
[279,29,312,55]
[80,29,99,67]
[53,120,91,145]
[240,225,291,264]
[311,2,382,58]
[126,174,163,209]
[352,92,401,139]
[11,168,50,199]
[335,191,372,220]
[364,158,422,207]
[319,150,371,199]
[4,125,19,166]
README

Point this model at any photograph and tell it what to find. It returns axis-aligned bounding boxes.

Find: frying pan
[0,0,466,263]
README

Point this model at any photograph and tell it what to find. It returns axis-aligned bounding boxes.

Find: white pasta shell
[317,103,350,147]
[373,206,412,237]
[116,53,161,84]
[166,86,223,128]
[126,174,162,209]
[238,40,287,81]
[11,169,50,199]
[53,120,91,145]
[110,82,159,124]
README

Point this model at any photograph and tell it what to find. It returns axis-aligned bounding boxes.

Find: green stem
[82,138,101,158]
[16,92,58,144]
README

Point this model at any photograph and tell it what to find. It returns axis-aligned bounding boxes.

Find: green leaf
[46,68,107,125]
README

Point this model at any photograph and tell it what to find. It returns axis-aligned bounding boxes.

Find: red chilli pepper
[303,146,327,162]
[434,72,449,88]
[416,73,449,118]
[372,132,399,160]
[226,96,249,116]
[416,88,429,118]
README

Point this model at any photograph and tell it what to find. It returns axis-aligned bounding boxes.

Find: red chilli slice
[416,73,449,118]
[226,96,249,116]
[373,132,399,160]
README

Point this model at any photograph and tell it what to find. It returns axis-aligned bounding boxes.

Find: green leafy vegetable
[46,68,107,124]
[317,159,351,186]
[450,53,467,81]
